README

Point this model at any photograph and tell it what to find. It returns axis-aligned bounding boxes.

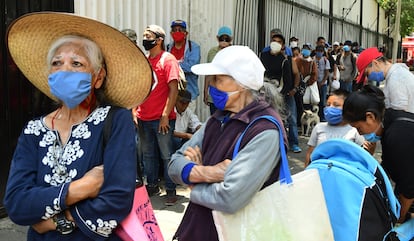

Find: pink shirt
[137,51,179,121]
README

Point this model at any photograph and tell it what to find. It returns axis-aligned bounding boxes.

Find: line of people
[5,11,414,240]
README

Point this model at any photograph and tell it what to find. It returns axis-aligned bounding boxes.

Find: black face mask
[142,39,157,50]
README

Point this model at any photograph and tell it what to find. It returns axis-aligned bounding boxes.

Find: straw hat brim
[7,12,152,109]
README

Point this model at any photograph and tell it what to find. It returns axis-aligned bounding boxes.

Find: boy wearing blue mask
[304,89,367,167]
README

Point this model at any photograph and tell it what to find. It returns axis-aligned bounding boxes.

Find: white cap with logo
[191,45,265,90]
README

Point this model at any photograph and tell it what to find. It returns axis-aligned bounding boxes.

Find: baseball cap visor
[191,63,229,76]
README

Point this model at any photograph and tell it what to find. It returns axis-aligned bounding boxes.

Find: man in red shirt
[167,20,200,112]
[134,24,180,205]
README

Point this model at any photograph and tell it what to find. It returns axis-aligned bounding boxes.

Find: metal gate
[0,0,74,218]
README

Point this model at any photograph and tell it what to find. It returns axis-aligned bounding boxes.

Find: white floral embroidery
[88,106,110,125]
[39,131,57,147]
[39,107,109,225]
[43,140,83,186]
[85,218,117,237]
[73,123,91,139]
[24,120,46,136]
[42,135,84,186]
[63,140,84,165]
[42,198,61,220]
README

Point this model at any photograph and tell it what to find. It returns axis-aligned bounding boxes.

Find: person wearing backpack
[167,20,201,112]
[343,85,414,225]
[134,24,180,206]
[260,28,302,153]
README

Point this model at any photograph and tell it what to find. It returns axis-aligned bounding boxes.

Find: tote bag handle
[232,115,292,184]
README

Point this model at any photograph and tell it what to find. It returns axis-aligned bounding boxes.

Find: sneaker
[146,184,160,196]
[165,190,178,206]
[291,144,302,153]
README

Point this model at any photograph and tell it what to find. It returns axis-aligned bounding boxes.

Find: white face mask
[290,41,298,48]
[270,41,282,55]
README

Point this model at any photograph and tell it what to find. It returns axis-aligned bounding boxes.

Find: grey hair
[250,79,286,120]
[46,35,104,73]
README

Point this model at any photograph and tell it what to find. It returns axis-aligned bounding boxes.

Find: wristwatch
[53,212,75,235]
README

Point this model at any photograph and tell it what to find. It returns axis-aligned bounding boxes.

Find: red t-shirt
[170,45,185,61]
[137,51,179,121]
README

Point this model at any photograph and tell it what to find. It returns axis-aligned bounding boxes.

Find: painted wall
[74,0,389,121]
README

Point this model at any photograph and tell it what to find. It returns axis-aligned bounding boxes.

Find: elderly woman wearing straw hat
[168,45,287,241]
[4,12,152,240]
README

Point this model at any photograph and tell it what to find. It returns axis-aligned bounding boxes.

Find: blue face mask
[363,132,381,142]
[324,107,343,125]
[367,71,385,82]
[343,45,350,52]
[301,49,311,57]
[209,85,239,111]
[316,52,323,58]
[48,71,92,109]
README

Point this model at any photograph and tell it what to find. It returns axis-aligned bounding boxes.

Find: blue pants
[138,119,176,191]
[340,80,353,93]
[285,95,299,146]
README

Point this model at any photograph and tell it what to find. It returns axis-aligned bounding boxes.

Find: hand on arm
[31,218,56,234]
[65,165,104,206]
[32,209,75,234]
[184,145,231,183]
[189,160,231,183]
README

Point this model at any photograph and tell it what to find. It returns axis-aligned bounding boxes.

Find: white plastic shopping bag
[303,81,320,105]
[212,116,334,241]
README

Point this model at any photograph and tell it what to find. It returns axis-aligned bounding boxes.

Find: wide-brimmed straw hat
[7,12,152,109]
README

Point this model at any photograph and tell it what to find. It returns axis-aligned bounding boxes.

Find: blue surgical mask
[316,52,323,58]
[363,132,381,142]
[367,71,385,82]
[324,107,343,125]
[301,49,311,57]
[343,45,350,52]
[209,85,239,111]
[48,71,92,109]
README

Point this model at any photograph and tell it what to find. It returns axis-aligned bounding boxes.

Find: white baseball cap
[191,45,265,90]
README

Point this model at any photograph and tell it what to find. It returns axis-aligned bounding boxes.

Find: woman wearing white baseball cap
[168,45,287,241]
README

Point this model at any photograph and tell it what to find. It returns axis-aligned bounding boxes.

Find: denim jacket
[167,40,201,100]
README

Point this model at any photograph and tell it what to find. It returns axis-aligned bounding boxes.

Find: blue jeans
[318,84,327,121]
[340,80,353,93]
[285,95,299,146]
[138,119,176,191]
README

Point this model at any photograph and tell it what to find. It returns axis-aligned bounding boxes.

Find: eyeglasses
[218,36,232,42]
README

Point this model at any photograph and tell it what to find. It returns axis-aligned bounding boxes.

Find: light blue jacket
[167,40,201,100]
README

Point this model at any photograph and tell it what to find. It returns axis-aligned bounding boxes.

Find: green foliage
[378,0,414,36]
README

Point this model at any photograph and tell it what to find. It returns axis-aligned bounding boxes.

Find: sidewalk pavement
[0,134,382,241]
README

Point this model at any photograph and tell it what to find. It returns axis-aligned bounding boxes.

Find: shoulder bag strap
[232,115,292,184]
[103,106,143,186]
